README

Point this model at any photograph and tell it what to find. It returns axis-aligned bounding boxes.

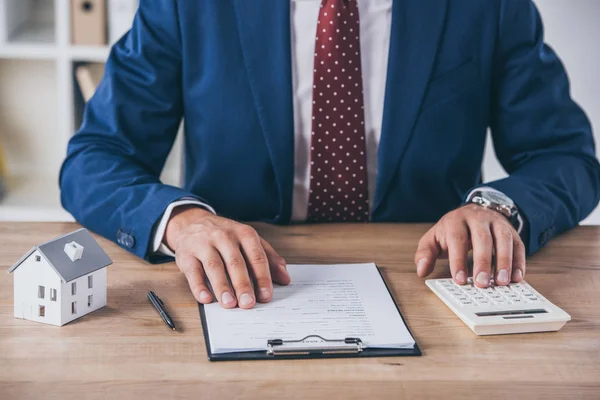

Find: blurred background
[0,0,597,224]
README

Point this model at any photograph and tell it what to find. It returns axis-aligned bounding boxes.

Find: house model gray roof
[8,228,113,282]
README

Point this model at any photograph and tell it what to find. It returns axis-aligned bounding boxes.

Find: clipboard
[198,266,422,361]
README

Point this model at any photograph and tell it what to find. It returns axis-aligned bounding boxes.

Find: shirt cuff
[465,187,524,235]
[151,197,216,257]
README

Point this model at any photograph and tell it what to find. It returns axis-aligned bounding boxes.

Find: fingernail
[239,293,254,307]
[417,258,428,275]
[258,288,271,301]
[475,271,490,286]
[497,269,509,284]
[512,268,523,282]
[455,270,467,284]
[221,292,235,305]
[199,290,212,302]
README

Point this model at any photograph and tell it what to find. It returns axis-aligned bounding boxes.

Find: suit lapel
[373,0,449,214]
[232,0,294,223]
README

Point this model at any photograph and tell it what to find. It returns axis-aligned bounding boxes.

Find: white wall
[482,0,600,224]
[13,250,62,326]
[60,268,107,325]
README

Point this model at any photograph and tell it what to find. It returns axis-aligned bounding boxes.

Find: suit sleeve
[60,1,204,263]
[473,0,600,255]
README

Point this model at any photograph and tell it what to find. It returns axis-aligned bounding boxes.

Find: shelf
[0,44,57,60]
[0,174,73,222]
[0,45,111,62]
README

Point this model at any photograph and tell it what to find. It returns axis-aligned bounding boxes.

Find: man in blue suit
[61,0,600,309]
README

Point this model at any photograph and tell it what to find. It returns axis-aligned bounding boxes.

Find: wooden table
[1,223,599,399]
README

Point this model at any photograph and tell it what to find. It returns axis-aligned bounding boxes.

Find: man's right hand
[164,206,291,309]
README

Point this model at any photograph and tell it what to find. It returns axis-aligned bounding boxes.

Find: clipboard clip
[267,335,364,356]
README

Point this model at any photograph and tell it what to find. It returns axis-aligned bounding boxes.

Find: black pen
[147,291,176,331]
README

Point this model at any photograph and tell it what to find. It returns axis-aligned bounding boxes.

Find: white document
[203,263,416,354]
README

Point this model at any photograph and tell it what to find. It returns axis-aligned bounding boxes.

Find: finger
[469,221,494,288]
[198,246,237,309]
[217,241,256,309]
[512,234,527,282]
[491,223,513,286]
[176,254,213,304]
[445,221,470,285]
[414,226,441,278]
[240,234,274,303]
[260,238,291,286]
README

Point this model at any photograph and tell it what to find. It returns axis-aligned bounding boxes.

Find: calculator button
[511,283,523,288]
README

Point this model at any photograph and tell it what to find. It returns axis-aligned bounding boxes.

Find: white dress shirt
[152,0,520,256]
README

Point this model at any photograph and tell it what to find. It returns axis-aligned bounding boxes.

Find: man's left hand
[414,204,526,287]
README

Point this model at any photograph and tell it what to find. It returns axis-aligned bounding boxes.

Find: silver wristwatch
[468,190,521,231]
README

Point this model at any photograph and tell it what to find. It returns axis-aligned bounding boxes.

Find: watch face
[482,190,514,206]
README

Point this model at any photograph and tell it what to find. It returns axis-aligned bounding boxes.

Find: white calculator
[426,278,571,335]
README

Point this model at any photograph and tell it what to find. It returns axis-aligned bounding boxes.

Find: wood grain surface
[1,223,599,400]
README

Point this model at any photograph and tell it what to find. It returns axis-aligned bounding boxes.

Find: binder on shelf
[75,66,98,102]
[71,0,107,46]
[108,0,138,45]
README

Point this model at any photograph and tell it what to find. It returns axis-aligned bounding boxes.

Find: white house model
[8,228,113,326]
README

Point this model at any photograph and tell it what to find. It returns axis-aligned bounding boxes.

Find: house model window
[38,285,45,299]
[50,288,57,301]
[71,282,77,295]
[64,241,84,262]
[39,305,45,317]
[88,275,93,289]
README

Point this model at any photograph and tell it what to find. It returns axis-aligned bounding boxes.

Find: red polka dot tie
[307,0,369,223]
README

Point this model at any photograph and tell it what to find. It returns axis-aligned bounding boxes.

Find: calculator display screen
[475,309,548,318]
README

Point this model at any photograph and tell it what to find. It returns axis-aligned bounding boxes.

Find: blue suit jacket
[61,0,600,263]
